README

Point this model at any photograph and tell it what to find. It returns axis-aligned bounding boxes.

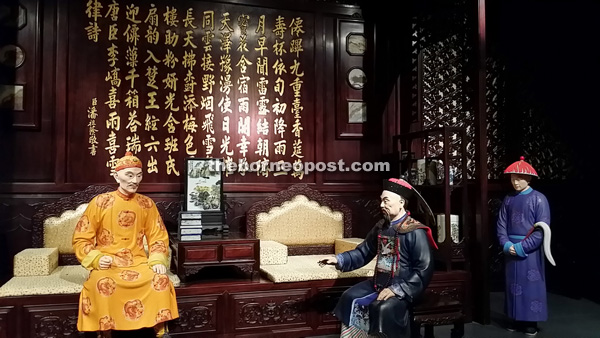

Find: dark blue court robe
[333,215,435,338]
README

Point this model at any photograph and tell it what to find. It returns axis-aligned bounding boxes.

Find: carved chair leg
[423,325,435,338]
[450,321,465,338]
[410,318,421,338]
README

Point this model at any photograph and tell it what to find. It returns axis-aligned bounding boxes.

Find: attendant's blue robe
[496,187,551,322]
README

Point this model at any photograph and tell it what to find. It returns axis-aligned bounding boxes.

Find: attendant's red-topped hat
[503,156,538,177]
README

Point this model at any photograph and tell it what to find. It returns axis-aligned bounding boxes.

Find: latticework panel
[485,57,570,180]
[486,58,506,179]
[412,0,475,180]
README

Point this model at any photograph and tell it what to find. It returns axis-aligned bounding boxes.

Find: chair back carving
[246,184,352,255]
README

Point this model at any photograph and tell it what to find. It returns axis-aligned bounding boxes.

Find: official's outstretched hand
[318,257,337,267]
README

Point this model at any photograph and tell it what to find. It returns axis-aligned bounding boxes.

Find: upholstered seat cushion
[260,254,375,283]
[13,248,59,277]
[0,265,181,297]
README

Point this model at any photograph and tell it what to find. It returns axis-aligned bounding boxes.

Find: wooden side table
[170,232,260,282]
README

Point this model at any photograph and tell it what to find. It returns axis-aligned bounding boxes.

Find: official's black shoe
[506,321,520,332]
[524,326,539,336]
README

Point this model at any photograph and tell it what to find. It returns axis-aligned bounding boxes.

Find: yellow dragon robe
[72,190,179,332]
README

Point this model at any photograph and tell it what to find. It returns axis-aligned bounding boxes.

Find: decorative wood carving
[239,299,302,325]
[59,254,79,266]
[353,198,382,223]
[155,200,182,232]
[452,245,465,259]
[223,198,246,233]
[171,305,214,332]
[314,0,361,6]
[237,264,254,275]
[416,312,465,326]
[30,312,79,337]
[0,202,39,234]
[427,287,461,301]
[288,244,336,256]
[246,184,353,241]
[183,265,206,277]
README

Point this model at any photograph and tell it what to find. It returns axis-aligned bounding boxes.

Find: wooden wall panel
[64,1,318,185]
[0,0,399,193]
[0,0,54,183]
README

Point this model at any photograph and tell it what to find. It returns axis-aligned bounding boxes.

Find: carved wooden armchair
[246,184,375,283]
[0,185,180,297]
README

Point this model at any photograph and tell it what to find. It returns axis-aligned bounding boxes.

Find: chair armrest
[335,237,364,255]
[260,240,288,265]
[13,248,59,276]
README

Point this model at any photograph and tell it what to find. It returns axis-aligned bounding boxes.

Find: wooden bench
[245,184,468,338]
[0,184,468,337]
[0,185,180,299]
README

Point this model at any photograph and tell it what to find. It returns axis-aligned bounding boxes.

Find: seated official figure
[72,152,178,338]
[320,178,437,338]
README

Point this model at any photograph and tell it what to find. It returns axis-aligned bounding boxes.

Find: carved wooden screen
[66,0,315,184]
[411,0,475,180]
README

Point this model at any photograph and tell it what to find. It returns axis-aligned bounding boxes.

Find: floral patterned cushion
[260,254,375,283]
[0,265,181,297]
[13,248,58,277]
[256,195,344,246]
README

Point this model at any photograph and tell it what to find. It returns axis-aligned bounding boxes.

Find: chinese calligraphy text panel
[66,0,315,184]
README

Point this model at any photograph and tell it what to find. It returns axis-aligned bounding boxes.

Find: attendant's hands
[509,245,516,256]
[318,257,337,267]
[377,287,396,301]
[152,264,167,274]
[98,256,113,270]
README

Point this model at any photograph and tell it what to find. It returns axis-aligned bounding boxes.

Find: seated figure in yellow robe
[72,152,179,338]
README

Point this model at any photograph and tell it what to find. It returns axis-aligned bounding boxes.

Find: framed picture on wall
[346,33,366,56]
[0,44,25,68]
[184,158,224,211]
[0,4,27,30]
[348,100,367,123]
[0,84,24,111]
[347,67,366,90]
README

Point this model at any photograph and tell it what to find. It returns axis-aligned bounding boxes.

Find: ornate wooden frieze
[183,265,206,277]
[26,306,80,338]
[234,290,309,329]
[452,245,464,259]
[156,200,183,231]
[315,286,348,324]
[417,312,465,326]
[427,286,461,301]
[237,263,254,275]
[170,304,215,333]
[0,306,11,338]
[239,299,302,326]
